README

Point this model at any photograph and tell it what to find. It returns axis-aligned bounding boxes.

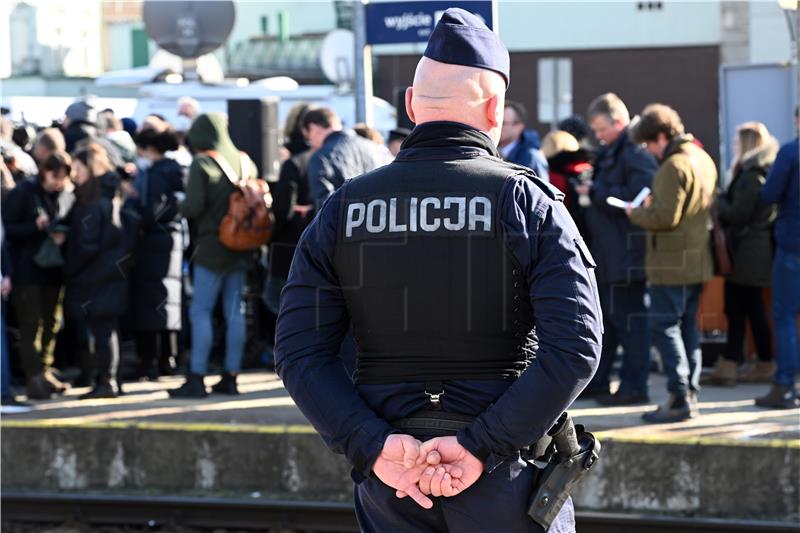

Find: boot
[211,372,239,395]
[755,384,799,409]
[701,358,738,387]
[79,377,120,400]
[642,393,696,423]
[168,374,208,399]
[738,361,776,383]
[42,369,70,394]
[26,373,52,400]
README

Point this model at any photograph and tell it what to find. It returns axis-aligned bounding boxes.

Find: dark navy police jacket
[275,122,602,482]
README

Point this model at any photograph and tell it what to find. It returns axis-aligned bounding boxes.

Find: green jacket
[716,139,778,287]
[629,135,716,286]
[180,113,259,273]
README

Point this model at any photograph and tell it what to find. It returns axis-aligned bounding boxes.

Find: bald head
[405,57,507,144]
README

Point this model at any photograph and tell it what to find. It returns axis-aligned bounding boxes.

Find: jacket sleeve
[716,170,763,226]
[274,186,396,479]
[591,147,657,215]
[271,159,301,228]
[308,155,337,211]
[64,204,106,277]
[2,186,41,241]
[457,177,602,469]
[760,144,792,205]
[629,163,686,231]
[178,159,208,220]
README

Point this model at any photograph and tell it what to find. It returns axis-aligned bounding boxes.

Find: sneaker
[211,372,239,395]
[168,374,208,399]
[642,393,695,423]
[1,396,33,413]
[1,395,31,407]
[595,392,650,406]
[755,384,800,409]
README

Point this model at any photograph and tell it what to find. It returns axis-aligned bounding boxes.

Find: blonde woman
[706,122,778,386]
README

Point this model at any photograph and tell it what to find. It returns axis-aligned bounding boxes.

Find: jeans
[772,248,800,387]
[190,265,246,375]
[723,282,772,364]
[1,307,10,397]
[588,282,650,397]
[649,284,703,396]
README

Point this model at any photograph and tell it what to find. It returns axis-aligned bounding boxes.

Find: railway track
[2,492,796,532]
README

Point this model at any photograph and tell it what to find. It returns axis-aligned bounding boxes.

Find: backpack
[205,150,273,251]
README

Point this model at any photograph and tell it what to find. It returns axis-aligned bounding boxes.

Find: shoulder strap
[205,150,241,186]
[239,151,250,181]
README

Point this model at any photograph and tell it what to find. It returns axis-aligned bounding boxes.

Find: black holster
[527,413,601,530]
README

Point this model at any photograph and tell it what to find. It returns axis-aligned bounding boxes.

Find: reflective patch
[343,193,495,241]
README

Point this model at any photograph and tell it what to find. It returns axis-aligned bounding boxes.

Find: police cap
[423,8,510,87]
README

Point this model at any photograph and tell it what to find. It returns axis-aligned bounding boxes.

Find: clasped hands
[371,434,484,509]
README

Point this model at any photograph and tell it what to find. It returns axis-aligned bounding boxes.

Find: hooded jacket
[717,138,778,287]
[629,134,716,286]
[179,113,259,273]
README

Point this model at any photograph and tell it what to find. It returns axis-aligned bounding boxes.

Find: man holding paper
[627,104,716,423]
[581,93,658,406]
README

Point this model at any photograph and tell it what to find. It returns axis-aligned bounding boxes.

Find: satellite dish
[143,1,235,59]
[319,29,355,85]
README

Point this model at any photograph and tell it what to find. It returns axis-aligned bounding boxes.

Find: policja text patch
[342,193,495,241]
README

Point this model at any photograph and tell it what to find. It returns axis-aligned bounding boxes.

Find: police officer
[275,9,602,532]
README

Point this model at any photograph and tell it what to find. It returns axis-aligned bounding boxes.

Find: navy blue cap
[423,8,509,87]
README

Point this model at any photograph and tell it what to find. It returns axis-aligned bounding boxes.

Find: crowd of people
[0,91,797,418]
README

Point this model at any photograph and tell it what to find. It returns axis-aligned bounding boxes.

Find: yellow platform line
[1,419,318,434]
[3,419,798,448]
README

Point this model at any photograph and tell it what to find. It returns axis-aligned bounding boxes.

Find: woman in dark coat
[64,145,134,399]
[706,122,778,386]
[128,128,184,380]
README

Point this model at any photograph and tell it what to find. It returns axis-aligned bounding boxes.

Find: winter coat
[761,137,800,255]
[503,130,550,182]
[307,129,393,210]
[586,129,658,284]
[129,158,184,331]
[1,177,74,286]
[63,197,128,320]
[629,135,717,286]
[547,148,594,209]
[63,174,135,320]
[179,113,259,273]
[270,148,313,280]
[717,140,778,287]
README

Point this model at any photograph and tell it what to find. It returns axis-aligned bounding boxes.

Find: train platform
[2,371,798,525]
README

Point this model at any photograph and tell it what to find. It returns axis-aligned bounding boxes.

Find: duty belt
[391,410,601,531]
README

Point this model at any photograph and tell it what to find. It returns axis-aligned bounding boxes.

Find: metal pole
[354,0,372,125]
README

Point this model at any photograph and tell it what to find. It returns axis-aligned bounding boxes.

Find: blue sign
[365,1,494,45]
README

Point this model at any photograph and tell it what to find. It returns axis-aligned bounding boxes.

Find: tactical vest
[334,152,539,384]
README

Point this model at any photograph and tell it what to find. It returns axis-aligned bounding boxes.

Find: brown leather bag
[709,206,733,277]
[206,150,273,251]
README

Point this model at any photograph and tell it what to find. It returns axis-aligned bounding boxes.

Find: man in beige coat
[627,104,716,422]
